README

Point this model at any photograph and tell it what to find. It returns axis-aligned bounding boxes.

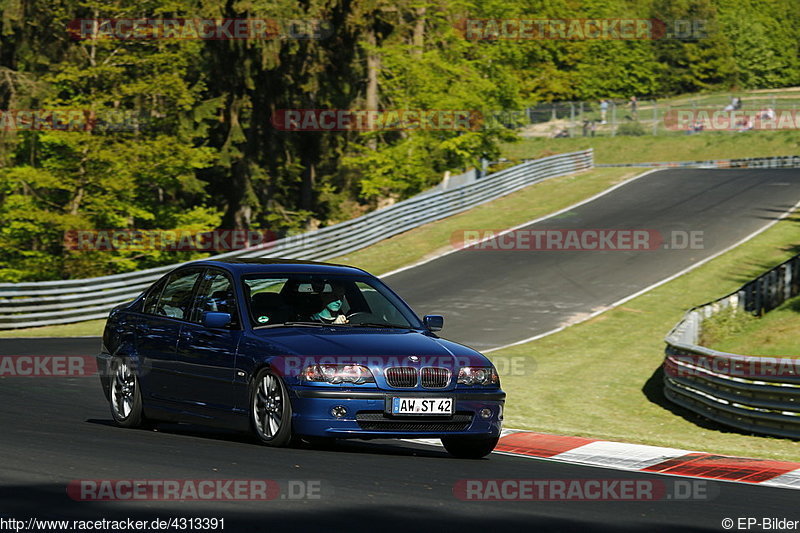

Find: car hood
[249,327,490,368]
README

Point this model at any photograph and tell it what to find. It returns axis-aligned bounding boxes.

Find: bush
[617,121,647,136]
[699,306,757,347]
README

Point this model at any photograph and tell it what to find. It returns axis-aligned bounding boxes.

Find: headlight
[457,366,499,386]
[302,364,375,385]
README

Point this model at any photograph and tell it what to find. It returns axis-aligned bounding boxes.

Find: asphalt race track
[3,168,800,532]
[0,337,797,532]
[388,168,800,349]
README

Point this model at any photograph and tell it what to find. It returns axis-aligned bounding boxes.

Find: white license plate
[391,397,453,415]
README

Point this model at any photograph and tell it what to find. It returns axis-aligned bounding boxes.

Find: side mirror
[203,312,232,329]
[423,315,444,332]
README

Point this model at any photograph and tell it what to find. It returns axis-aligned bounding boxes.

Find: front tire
[109,357,144,428]
[251,369,293,447]
[441,436,499,459]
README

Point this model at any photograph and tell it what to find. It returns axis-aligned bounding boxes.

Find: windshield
[242,274,422,329]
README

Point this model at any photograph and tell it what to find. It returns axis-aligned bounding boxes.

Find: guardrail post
[611,103,617,137]
[569,102,575,137]
[650,100,656,135]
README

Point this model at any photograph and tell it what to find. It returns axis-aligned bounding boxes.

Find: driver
[310,284,348,324]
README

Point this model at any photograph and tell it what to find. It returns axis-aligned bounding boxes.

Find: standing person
[600,99,608,124]
[629,96,638,120]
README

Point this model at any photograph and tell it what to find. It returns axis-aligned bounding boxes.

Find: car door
[174,268,243,417]
[135,268,203,403]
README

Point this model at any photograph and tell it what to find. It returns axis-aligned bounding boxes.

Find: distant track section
[387,168,800,350]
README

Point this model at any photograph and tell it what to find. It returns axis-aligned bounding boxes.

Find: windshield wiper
[254,321,325,329]
[348,322,414,329]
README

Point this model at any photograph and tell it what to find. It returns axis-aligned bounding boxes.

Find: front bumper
[289,387,505,439]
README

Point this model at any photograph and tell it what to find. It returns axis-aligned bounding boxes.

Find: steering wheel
[346,312,374,324]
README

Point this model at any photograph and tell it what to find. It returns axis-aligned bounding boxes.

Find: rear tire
[251,369,293,447]
[109,357,144,428]
[441,436,499,459]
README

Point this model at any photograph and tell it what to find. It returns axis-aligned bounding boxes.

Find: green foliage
[0,0,799,280]
[617,121,647,136]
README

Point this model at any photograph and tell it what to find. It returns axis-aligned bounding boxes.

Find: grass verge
[703,295,800,356]
[500,130,800,165]
[0,167,638,338]
[0,319,108,338]
[489,213,800,461]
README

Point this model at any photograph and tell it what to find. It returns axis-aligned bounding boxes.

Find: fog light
[331,406,347,418]
[479,408,492,419]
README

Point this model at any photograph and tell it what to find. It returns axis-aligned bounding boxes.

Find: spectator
[686,119,704,135]
[600,99,608,124]
[736,117,753,132]
[725,96,741,112]
[629,96,638,120]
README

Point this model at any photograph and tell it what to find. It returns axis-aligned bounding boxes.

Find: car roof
[186,258,370,277]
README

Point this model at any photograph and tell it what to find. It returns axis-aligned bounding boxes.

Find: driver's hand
[333,314,348,324]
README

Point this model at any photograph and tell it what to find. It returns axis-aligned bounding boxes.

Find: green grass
[489,214,800,461]
[703,295,800,356]
[664,86,800,108]
[500,130,800,165]
[699,307,758,350]
[0,319,107,338]
[0,167,638,338]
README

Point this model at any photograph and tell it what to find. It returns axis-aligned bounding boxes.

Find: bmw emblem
[408,355,419,362]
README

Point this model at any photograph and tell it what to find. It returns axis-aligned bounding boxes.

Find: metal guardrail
[0,149,594,329]
[663,253,800,439]
[598,155,800,169]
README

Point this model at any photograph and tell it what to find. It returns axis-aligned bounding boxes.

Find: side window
[245,278,289,326]
[142,278,167,315]
[191,271,239,327]
[154,270,202,320]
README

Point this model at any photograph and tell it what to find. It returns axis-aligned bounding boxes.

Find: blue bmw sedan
[97,259,505,458]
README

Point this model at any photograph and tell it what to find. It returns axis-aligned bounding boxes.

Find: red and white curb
[410,430,800,490]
